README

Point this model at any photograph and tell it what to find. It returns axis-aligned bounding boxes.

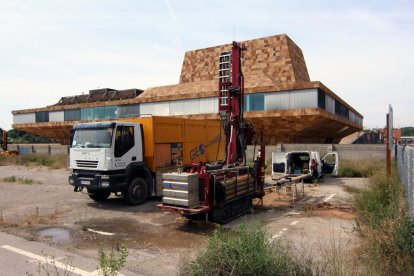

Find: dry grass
[338,158,384,177]
[302,202,356,220]
[311,229,362,276]
[352,167,414,275]
[1,175,41,184]
[0,211,58,228]
[0,154,67,169]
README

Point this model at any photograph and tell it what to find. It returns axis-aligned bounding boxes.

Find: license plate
[81,180,90,185]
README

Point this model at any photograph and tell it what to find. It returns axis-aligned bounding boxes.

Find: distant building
[12,34,363,145]
[400,136,414,145]
[340,128,401,144]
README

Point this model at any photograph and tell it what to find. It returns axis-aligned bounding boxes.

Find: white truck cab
[68,121,151,205]
[272,151,338,180]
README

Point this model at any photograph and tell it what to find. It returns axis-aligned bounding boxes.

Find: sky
[0,0,413,130]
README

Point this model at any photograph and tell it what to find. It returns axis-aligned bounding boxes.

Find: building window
[35,111,49,122]
[81,106,118,120]
[118,104,140,118]
[318,89,325,109]
[64,109,81,121]
[245,93,264,111]
[335,101,349,119]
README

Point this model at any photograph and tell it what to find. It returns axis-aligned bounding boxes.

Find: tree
[401,127,414,136]
[7,129,53,144]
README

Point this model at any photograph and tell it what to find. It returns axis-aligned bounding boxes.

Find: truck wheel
[124,177,148,205]
[87,190,111,202]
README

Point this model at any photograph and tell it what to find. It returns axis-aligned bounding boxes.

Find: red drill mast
[218,41,253,165]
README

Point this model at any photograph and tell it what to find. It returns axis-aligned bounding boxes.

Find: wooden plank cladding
[179,34,309,84]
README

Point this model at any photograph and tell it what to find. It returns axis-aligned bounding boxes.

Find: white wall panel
[184,99,200,115]
[13,113,36,124]
[265,89,318,110]
[265,91,290,110]
[200,97,218,114]
[49,111,64,122]
[152,102,169,116]
[289,89,317,109]
[140,103,154,115]
[169,100,184,115]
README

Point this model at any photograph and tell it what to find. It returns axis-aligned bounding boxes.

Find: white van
[272,151,338,180]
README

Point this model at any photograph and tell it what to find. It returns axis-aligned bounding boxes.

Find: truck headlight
[69,177,74,184]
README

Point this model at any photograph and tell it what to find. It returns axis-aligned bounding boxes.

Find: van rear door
[272,152,287,175]
[322,152,339,176]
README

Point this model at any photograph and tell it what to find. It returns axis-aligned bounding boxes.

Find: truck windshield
[71,128,114,148]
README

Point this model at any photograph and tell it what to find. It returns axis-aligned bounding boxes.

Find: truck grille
[76,160,98,168]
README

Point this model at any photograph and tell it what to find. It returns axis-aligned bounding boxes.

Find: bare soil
[0,165,367,275]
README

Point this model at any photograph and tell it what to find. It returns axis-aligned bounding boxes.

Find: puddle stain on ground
[73,217,210,250]
[39,227,71,243]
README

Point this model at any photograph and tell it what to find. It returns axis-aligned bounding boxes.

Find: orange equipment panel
[120,116,225,172]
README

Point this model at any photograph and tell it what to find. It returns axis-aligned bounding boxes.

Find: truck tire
[87,190,111,202]
[124,177,148,205]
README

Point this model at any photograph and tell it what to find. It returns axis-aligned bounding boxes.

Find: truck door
[272,152,287,175]
[113,125,143,169]
[322,152,339,176]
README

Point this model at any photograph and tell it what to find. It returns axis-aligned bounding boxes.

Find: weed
[77,207,90,231]
[1,175,40,184]
[97,242,128,276]
[78,219,89,231]
[35,253,74,276]
[25,232,38,242]
[2,175,17,182]
[22,178,35,184]
[343,185,361,194]
[181,223,311,276]
[312,226,360,276]
[0,211,58,228]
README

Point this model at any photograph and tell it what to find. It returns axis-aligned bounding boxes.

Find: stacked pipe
[220,174,255,201]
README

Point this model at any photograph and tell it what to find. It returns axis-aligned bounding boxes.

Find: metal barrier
[7,144,69,155]
[396,145,414,216]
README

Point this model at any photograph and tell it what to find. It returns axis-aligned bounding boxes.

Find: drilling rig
[158,41,265,223]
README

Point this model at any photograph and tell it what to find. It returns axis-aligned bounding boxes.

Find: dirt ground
[0,165,367,275]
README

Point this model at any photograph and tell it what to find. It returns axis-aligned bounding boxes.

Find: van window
[273,162,285,173]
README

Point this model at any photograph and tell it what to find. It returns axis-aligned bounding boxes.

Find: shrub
[353,166,414,274]
[338,159,384,178]
[395,216,414,263]
[181,223,311,276]
[354,169,402,227]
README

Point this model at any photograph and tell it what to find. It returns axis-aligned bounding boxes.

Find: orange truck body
[119,116,225,195]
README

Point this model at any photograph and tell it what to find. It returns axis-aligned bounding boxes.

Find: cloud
[1,0,413,130]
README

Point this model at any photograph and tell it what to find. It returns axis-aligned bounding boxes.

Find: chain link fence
[397,145,414,216]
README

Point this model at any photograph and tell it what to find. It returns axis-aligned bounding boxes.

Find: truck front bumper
[68,171,126,192]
